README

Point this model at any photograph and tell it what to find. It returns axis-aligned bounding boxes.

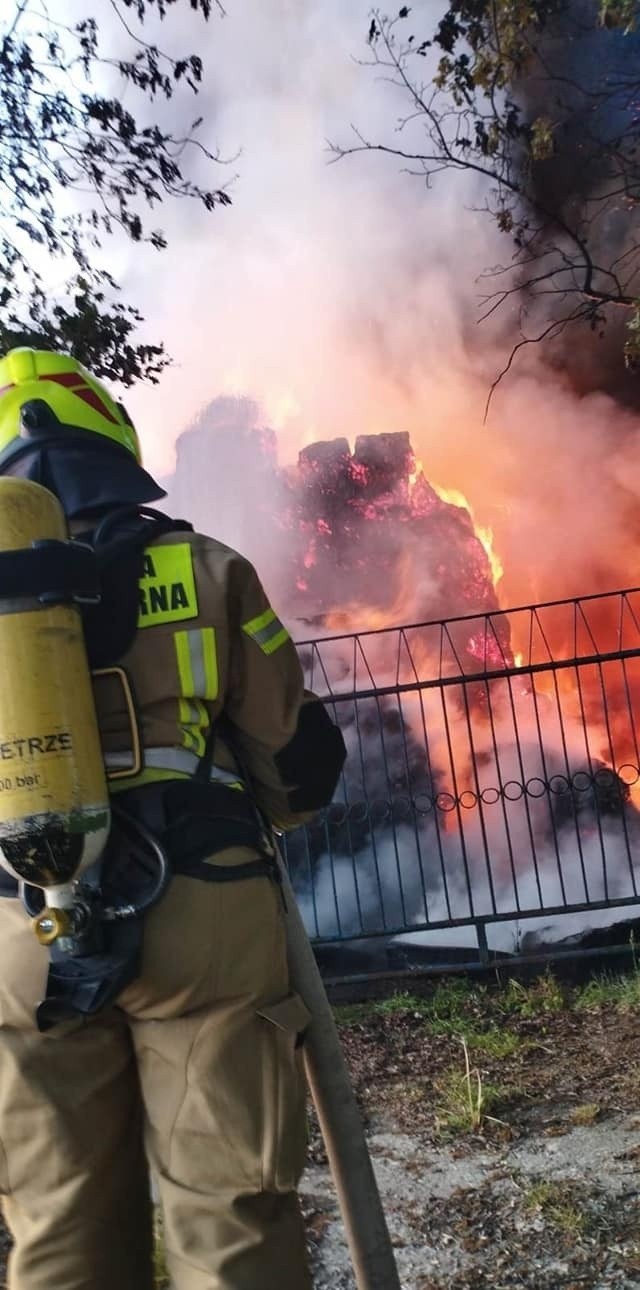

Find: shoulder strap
[82,506,193,668]
[91,505,192,569]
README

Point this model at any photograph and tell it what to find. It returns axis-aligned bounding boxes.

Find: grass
[435,1040,507,1134]
[335,972,570,1033]
[522,1179,588,1236]
[501,970,566,1017]
[575,969,640,1011]
[332,1001,371,1025]
[354,962,640,1024]
[335,981,524,1056]
[333,966,640,1115]
[335,980,483,1028]
[375,979,481,1020]
[465,1027,522,1058]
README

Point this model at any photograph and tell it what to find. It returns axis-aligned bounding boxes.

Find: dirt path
[303,1116,640,1288]
[302,973,640,1288]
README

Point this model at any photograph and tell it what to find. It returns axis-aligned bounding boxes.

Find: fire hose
[276,848,402,1290]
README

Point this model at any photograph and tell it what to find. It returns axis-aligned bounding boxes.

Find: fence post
[476,920,489,965]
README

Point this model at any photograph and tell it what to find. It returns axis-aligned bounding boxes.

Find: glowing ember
[277,431,515,689]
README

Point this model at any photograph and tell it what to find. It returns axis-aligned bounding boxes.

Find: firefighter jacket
[92,528,346,833]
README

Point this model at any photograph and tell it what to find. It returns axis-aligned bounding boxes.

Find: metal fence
[282,587,640,961]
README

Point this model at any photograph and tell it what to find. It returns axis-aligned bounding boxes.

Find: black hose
[100,802,170,922]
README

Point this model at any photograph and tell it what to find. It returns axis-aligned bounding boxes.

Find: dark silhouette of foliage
[0,0,230,383]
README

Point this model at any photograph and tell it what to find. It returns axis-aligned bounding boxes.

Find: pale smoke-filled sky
[122,0,503,475]
[38,0,640,615]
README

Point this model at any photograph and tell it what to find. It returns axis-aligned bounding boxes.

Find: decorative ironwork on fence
[283,588,640,951]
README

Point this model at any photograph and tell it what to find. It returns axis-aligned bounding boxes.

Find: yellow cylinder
[0,478,110,890]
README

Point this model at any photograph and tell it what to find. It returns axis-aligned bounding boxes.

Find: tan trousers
[0,853,313,1290]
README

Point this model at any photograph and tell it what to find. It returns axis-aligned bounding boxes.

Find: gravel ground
[301,974,640,1288]
[302,1118,640,1288]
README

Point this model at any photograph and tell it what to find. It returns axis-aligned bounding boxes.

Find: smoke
[294,699,640,953]
[114,1,640,632]
[123,0,504,478]
[105,1,640,950]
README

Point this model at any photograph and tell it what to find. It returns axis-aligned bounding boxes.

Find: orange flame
[429,480,504,592]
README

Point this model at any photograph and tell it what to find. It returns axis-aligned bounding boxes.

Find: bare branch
[337,2,640,385]
[484,309,584,420]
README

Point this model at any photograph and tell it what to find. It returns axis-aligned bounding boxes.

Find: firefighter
[0,347,346,1290]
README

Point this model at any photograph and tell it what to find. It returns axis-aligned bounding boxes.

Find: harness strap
[174,858,274,883]
[0,871,18,898]
[0,541,98,604]
[81,506,193,669]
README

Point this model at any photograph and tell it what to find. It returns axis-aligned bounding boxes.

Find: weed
[435,1040,506,1133]
[502,970,565,1017]
[336,969,576,1040]
[425,1017,522,1055]
[426,977,483,1017]
[375,979,480,1022]
[522,1179,587,1236]
[335,981,484,1028]
[333,1002,370,1026]
[570,1102,601,1126]
[630,928,638,975]
[373,992,435,1017]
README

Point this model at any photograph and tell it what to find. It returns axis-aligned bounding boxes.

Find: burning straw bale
[287,431,504,634]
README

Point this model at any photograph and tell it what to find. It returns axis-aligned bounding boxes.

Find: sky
[120,0,503,477]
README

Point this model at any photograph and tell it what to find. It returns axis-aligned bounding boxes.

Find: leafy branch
[0,0,231,383]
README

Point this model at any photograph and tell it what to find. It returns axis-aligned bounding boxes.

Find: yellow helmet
[0,348,141,463]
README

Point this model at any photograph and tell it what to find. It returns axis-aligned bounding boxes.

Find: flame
[293,439,508,663]
[266,389,301,428]
[429,480,504,591]
[274,425,640,858]
[408,457,424,488]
